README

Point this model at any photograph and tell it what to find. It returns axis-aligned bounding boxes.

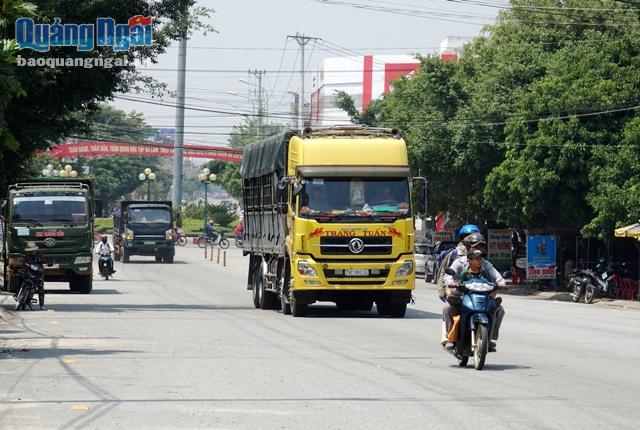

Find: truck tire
[164,252,174,264]
[278,260,292,314]
[290,292,307,317]
[257,266,277,310]
[70,275,92,294]
[122,249,130,263]
[155,255,162,263]
[388,302,407,318]
[376,300,390,316]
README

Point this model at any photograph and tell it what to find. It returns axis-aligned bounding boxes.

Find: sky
[113,0,501,146]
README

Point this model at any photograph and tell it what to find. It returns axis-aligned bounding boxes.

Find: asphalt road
[1,245,640,430]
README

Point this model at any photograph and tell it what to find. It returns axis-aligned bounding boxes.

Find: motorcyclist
[23,241,46,309]
[94,235,116,275]
[204,219,218,242]
[234,220,244,240]
[442,233,507,351]
[434,224,481,299]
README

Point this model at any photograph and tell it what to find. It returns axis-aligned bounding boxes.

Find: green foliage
[335,0,640,237]
[206,203,237,227]
[183,203,203,220]
[227,117,285,148]
[218,163,242,200]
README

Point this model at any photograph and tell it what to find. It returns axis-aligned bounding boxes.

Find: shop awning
[614,222,640,240]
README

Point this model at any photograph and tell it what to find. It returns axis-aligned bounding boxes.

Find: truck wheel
[376,300,390,316]
[252,282,260,309]
[257,268,277,310]
[122,250,130,263]
[290,292,307,317]
[70,276,92,294]
[155,255,162,263]
[388,302,407,318]
[279,259,292,315]
[164,252,174,264]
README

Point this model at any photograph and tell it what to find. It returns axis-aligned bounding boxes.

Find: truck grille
[319,237,392,255]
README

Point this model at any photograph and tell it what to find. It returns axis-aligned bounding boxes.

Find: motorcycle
[234,232,243,248]
[174,228,188,246]
[444,268,497,370]
[570,265,619,304]
[197,230,230,249]
[14,258,45,311]
[98,250,115,280]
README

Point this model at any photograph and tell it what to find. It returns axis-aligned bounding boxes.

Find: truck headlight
[165,229,173,240]
[74,256,92,264]
[395,260,414,277]
[125,229,134,240]
[297,260,317,277]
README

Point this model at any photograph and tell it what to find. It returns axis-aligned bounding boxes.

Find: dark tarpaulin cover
[240,131,297,179]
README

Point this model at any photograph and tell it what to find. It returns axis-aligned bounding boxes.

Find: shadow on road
[299,305,440,319]
[122,261,188,265]
[38,303,255,313]
[45,288,121,295]
[0,347,133,360]
[484,363,532,371]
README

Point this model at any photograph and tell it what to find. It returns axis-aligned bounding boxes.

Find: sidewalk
[502,283,640,310]
[419,279,640,311]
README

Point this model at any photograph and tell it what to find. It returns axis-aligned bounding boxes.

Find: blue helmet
[458,224,480,240]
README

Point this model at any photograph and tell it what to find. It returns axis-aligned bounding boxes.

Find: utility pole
[287,33,321,130]
[172,11,188,209]
[249,70,266,136]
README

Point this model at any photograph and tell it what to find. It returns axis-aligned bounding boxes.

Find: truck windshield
[299,177,410,221]
[128,208,171,224]
[12,196,87,225]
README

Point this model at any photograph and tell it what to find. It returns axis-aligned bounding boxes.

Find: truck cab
[2,180,95,294]
[113,201,175,264]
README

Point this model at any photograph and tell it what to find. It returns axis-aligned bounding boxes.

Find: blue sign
[15,15,153,52]
[527,235,557,279]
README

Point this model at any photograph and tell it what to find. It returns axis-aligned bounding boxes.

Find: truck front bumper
[124,240,174,256]
[291,256,415,291]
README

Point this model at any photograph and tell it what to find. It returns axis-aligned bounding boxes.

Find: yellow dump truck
[241,126,423,317]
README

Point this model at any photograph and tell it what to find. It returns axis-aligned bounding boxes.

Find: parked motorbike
[98,250,115,280]
[444,268,497,370]
[570,265,619,304]
[234,233,243,248]
[196,230,230,249]
[174,228,187,246]
[14,258,45,311]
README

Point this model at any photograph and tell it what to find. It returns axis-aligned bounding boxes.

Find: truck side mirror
[292,183,303,197]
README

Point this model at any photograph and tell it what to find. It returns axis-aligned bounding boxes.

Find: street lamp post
[139,168,156,201]
[198,168,217,228]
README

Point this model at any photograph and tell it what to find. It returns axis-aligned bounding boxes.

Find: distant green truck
[2,179,96,294]
[113,200,175,264]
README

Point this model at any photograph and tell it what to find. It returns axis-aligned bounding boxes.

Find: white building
[308,54,421,127]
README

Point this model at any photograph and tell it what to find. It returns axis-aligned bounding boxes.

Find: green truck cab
[2,180,95,294]
[113,201,175,264]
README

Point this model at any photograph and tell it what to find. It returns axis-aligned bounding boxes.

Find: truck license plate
[144,241,156,245]
[345,269,369,277]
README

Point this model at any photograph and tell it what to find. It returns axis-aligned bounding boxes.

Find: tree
[482,0,640,235]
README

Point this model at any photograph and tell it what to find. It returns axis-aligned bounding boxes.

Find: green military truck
[113,201,175,264]
[2,179,95,294]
